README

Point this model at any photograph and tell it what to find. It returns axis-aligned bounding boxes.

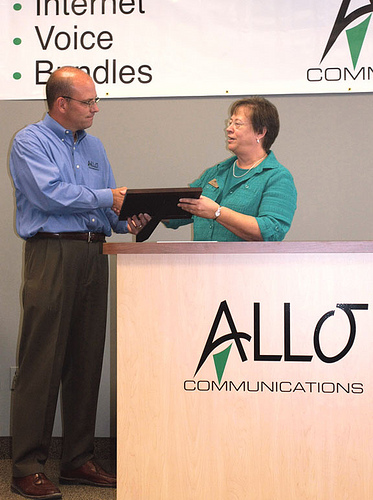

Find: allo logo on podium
[194,300,251,384]
[193,300,369,385]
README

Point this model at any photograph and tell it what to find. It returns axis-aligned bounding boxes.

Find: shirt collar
[252,150,276,174]
[219,151,277,175]
[43,113,87,144]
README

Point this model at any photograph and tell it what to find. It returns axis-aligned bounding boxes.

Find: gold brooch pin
[208,178,219,188]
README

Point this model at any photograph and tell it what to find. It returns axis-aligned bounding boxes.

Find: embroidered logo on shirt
[88,160,99,170]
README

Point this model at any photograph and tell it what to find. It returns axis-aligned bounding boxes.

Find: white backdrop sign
[2,0,373,99]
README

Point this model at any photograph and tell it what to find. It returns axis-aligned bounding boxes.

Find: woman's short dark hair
[230,97,280,152]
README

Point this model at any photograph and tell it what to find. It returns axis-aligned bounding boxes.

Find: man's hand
[127,213,152,235]
[111,187,127,216]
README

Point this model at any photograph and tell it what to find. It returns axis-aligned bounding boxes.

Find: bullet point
[13,38,22,45]
[13,3,22,11]
[13,72,22,80]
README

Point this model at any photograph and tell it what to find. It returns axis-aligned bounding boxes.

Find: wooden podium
[104,241,373,500]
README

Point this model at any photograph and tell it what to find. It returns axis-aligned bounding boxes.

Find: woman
[167,97,297,242]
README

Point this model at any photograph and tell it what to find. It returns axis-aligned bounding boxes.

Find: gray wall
[1,93,373,437]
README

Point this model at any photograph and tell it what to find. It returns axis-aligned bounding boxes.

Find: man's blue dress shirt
[10,114,127,239]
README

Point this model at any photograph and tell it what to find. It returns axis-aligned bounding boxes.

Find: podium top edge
[102,241,373,255]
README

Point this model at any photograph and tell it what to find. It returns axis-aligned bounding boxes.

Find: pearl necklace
[232,154,267,178]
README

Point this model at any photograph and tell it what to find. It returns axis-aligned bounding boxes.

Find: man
[9,66,149,500]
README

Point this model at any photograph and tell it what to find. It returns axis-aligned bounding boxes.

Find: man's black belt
[30,232,106,243]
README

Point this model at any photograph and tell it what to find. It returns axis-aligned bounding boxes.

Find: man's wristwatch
[214,206,222,220]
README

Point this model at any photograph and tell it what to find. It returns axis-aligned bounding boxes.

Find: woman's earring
[256,138,260,143]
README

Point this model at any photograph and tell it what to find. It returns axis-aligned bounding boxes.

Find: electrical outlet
[10,366,17,390]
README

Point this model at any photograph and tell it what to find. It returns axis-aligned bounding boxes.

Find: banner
[2,0,373,100]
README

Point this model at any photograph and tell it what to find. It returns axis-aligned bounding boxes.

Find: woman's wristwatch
[214,205,221,220]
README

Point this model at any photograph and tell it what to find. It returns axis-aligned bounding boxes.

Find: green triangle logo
[213,344,232,384]
[346,14,371,69]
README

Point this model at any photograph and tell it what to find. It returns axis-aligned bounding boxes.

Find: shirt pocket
[81,162,105,188]
[202,183,221,201]
[226,182,264,215]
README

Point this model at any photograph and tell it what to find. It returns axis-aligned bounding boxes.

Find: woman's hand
[179,195,263,241]
[178,195,219,219]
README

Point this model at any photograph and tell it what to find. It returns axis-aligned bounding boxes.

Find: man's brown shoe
[59,459,116,488]
[11,473,62,499]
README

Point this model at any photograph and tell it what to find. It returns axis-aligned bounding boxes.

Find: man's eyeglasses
[62,96,100,107]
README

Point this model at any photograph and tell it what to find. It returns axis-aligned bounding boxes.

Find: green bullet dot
[13,72,22,80]
[13,38,22,45]
[13,3,22,11]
